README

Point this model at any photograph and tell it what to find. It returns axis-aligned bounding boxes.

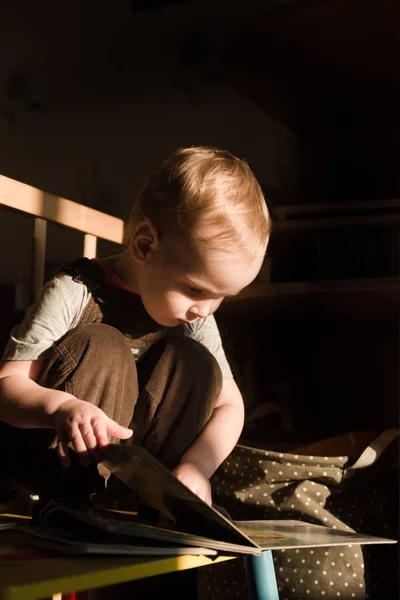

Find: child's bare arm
[172,377,244,504]
[0,360,132,466]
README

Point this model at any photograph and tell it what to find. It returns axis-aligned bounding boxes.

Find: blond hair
[124,146,271,257]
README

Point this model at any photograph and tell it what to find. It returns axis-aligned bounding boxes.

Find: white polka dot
[346,563,351,568]
[295,549,299,553]
[301,559,305,563]
[308,472,313,476]
[305,501,310,506]
[308,569,312,574]
[323,571,327,575]
[329,581,334,586]
[279,453,283,458]
[249,494,253,498]
[324,551,329,556]
[331,562,336,566]
[294,455,299,459]
[314,580,318,585]
[306,590,310,595]
[354,553,358,558]
[303,487,308,492]
[337,593,341,597]
[345,583,349,587]
[309,550,314,554]
[285,578,289,582]
[296,493,301,498]
[314,509,319,514]
[324,457,328,461]
[317,492,321,496]
[294,569,297,573]
[321,592,326,596]
[272,461,276,465]
[264,469,268,474]
[316,560,320,565]
[311,481,316,486]
[287,462,291,466]
[300,579,303,583]
[290,504,295,509]
[359,583,363,588]
[287,558,291,563]
[353,573,357,578]
[294,471,298,476]
[323,472,327,476]
[279,567,283,572]
[339,552,344,557]
[323,517,328,522]
[278,471,283,476]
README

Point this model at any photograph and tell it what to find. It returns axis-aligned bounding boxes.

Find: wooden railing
[0,174,124,300]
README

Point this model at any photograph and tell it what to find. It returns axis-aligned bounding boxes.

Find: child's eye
[186,285,203,294]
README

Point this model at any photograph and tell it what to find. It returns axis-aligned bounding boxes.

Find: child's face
[135,227,264,327]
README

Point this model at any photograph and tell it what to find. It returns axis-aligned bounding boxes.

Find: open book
[22,444,396,557]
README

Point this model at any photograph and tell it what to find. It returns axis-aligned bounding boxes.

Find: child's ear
[130,222,159,263]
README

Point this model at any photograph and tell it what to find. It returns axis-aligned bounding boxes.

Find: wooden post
[32,217,47,301]
[83,233,97,259]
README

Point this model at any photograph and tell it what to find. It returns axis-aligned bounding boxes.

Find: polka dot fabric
[198,439,399,600]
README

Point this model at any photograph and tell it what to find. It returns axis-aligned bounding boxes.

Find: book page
[235,520,397,550]
[102,445,258,550]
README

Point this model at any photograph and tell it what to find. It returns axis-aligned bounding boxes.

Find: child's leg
[133,335,222,470]
[2,323,138,497]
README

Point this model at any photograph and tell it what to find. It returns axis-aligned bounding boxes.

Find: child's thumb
[106,419,133,440]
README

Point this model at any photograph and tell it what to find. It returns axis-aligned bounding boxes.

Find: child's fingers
[70,424,91,466]
[106,418,133,441]
[92,417,110,448]
[80,423,97,450]
[57,439,71,468]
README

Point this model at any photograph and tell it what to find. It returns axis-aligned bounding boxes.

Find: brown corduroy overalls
[2,259,222,498]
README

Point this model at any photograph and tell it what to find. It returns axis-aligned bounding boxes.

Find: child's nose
[189,301,213,319]
[189,299,221,319]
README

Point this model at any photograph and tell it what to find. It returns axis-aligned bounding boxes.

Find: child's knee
[59,323,133,363]
[145,335,223,394]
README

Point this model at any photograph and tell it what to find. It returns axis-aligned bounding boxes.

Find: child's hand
[172,461,212,505]
[53,398,133,468]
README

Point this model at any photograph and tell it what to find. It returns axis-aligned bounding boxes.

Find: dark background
[0,0,399,445]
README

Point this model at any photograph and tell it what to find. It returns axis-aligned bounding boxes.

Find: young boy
[0,146,270,506]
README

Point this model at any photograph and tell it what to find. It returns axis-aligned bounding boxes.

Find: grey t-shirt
[2,274,232,378]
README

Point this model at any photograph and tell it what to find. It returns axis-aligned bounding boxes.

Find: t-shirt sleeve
[2,275,90,361]
[183,314,232,378]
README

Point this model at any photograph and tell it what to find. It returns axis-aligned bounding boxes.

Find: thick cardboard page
[102,445,397,553]
[43,501,260,555]
[235,520,397,551]
[21,525,218,557]
[102,444,259,550]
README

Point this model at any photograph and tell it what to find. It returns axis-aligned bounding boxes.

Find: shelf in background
[272,198,400,231]
[220,276,400,322]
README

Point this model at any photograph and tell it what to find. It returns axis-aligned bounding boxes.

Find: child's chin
[152,313,178,327]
